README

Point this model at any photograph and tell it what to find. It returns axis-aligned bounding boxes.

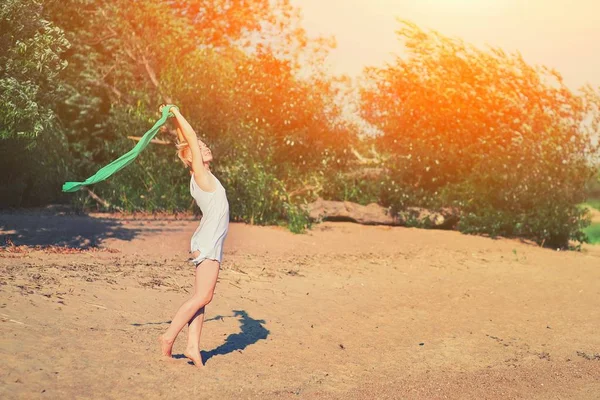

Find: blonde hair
[176,139,210,167]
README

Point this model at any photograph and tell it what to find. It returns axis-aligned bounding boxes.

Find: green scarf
[62,105,178,193]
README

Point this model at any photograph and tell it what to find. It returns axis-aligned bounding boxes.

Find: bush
[218,160,288,225]
[285,203,312,234]
[36,0,353,232]
[320,170,382,205]
[0,132,71,208]
[0,0,69,140]
[359,21,600,248]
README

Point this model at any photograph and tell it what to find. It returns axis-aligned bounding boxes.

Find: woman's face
[199,141,213,163]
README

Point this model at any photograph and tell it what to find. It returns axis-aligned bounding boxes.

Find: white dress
[189,171,229,265]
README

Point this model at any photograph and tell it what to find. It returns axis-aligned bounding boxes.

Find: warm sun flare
[3,1,600,397]
[293,0,600,88]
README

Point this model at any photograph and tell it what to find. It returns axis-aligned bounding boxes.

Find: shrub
[360,21,600,248]
[0,132,71,208]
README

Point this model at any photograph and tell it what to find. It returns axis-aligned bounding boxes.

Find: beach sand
[1,211,599,399]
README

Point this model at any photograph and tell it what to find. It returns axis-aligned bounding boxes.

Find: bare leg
[159,260,220,361]
[185,261,208,367]
[184,307,205,367]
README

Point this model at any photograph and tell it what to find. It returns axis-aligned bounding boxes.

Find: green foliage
[321,171,381,205]
[585,200,600,212]
[0,0,69,139]
[358,21,600,248]
[0,131,71,207]
[32,0,349,231]
[0,0,71,207]
[455,188,590,247]
[583,223,600,245]
[73,145,192,213]
[2,0,597,247]
[217,156,288,225]
[285,203,312,234]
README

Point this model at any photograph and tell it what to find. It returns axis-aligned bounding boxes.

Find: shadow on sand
[169,310,269,365]
[0,209,139,248]
[201,310,270,363]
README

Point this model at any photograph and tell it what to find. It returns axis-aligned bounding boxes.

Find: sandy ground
[1,210,600,399]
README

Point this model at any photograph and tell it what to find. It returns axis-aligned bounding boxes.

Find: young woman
[158,105,229,367]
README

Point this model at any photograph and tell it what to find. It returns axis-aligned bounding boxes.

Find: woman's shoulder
[191,169,217,194]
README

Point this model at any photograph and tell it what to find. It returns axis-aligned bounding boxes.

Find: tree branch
[84,32,117,46]
[141,54,172,103]
[127,136,171,145]
[85,187,123,212]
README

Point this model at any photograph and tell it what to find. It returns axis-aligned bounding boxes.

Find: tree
[43,0,352,221]
[0,0,72,208]
[0,0,69,138]
[360,20,600,247]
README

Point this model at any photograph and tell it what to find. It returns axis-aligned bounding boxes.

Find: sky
[291,0,600,89]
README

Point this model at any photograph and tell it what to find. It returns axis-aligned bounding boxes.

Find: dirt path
[1,212,599,399]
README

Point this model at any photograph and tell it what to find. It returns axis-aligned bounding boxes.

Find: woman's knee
[191,292,213,308]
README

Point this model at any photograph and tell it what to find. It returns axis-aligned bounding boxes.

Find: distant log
[306,198,396,225]
[305,198,458,229]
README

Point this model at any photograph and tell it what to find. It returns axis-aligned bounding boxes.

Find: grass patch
[578,201,600,245]
[583,222,600,245]
[584,199,600,212]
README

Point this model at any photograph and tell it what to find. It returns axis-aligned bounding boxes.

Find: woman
[158,105,229,367]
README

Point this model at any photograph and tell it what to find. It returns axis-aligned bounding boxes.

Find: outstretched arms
[161,105,215,192]
[164,106,205,173]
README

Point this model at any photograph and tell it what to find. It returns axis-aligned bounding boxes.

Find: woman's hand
[159,104,180,116]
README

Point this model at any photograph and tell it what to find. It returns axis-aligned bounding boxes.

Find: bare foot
[184,347,204,368]
[159,335,174,358]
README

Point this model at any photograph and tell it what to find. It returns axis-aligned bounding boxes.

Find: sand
[1,210,599,399]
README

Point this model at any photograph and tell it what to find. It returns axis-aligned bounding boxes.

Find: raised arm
[174,125,185,144]
[169,107,205,174]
